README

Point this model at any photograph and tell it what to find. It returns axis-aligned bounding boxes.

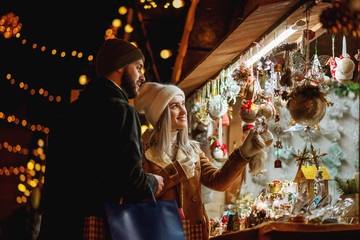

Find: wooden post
[171,0,200,84]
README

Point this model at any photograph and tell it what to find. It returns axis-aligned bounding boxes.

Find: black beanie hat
[95,38,145,77]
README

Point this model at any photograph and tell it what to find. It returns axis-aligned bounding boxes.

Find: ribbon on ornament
[340,55,351,60]
[214,140,228,156]
[241,100,253,112]
[327,57,337,80]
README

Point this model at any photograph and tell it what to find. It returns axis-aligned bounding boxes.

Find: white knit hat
[134,82,185,126]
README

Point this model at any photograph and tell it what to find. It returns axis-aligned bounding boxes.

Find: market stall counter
[210,222,360,240]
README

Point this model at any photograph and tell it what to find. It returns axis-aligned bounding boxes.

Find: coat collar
[145,147,199,169]
[79,77,129,102]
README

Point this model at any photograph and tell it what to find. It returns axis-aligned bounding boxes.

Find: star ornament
[292,145,311,172]
[309,143,327,169]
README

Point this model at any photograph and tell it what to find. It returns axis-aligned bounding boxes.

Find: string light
[79,75,88,85]
[160,49,172,59]
[4,73,62,104]
[0,12,22,39]
[0,140,48,158]
[16,36,94,62]
[140,0,185,9]
[118,6,128,15]
[0,111,50,134]
[172,0,185,8]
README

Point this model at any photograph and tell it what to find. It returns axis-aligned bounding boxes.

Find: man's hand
[152,174,164,197]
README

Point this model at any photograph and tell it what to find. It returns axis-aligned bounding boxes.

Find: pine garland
[334,176,359,195]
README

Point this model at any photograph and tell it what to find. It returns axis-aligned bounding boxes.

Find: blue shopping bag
[104,184,186,240]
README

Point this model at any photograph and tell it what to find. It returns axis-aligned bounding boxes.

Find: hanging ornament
[222,69,240,104]
[257,101,276,120]
[239,99,258,123]
[334,35,355,84]
[208,94,228,120]
[273,126,283,168]
[287,86,327,126]
[211,140,228,161]
[327,34,337,81]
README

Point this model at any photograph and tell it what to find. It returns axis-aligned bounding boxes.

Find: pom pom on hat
[134,82,185,126]
[96,38,144,77]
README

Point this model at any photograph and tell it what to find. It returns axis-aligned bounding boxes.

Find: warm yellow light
[35,163,41,171]
[112,19,122,28]
[71,50,77,56]
[51,49,57,55]
[27,161,34,170]
[38,139,44,147]
[37,147,44,155]
[160,49,172,59]
[77,52,83,58]
[141,125,148,135]
[118,6,128,15]
[61,51,66,57]
[18,183,26,192]
[88,55,93,61]
[172,0,184,8]
[79,75,87,85]
[19,174,26,182]
[124,24,133,33]
[105,29,113,36]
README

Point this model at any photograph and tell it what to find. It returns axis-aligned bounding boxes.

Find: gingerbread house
[294,166,331,200]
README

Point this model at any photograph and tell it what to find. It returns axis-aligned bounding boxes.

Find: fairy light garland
[0,111,50,134]
[4,73,62,104]
[140,0,185,9]
[16,36,94,62]
[1,12,94,62]
[0,12,22,39]
[0,138,46,204]
[0,140,46,160]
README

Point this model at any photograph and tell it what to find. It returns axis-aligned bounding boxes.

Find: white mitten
[238,128,266,160]
[248,150,267,175]
[178,157,195,179]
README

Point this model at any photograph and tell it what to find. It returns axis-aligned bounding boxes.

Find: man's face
[121,59,145,99]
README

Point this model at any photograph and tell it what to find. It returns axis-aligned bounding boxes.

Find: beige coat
[142,142,248,240]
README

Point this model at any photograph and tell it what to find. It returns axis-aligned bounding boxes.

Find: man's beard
[120,68,137,99]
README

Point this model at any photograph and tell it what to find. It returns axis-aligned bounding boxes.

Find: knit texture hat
[134,82,185,126]
[96,38,145,77]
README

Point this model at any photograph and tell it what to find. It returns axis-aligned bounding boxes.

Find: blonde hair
[147,106,197,159]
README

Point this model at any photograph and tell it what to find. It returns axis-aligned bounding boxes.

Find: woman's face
[168,94,187,132]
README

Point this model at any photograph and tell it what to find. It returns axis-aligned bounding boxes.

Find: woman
[134,82,271,240]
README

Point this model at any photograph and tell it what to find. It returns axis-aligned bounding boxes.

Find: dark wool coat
[143,143,248,240]
[39,78,158,240]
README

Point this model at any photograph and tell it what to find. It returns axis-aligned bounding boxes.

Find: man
[39,39,164,239]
